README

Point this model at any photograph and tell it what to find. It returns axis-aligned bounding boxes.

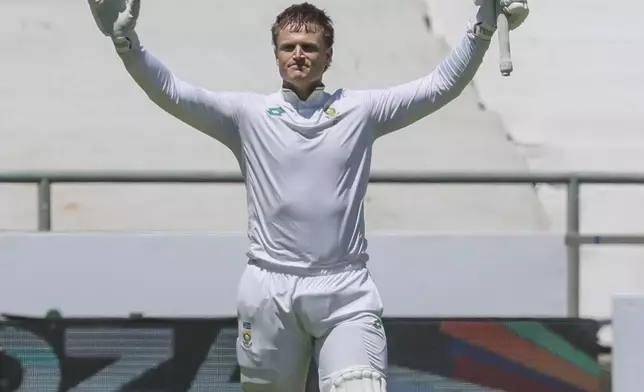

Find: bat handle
[497,12,513,76]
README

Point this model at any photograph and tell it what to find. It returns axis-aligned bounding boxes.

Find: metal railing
[2,170,644,317]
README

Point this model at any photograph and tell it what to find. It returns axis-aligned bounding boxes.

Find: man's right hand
[88,0,140,40]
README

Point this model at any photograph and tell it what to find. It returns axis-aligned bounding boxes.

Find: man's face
[275,24,332,90]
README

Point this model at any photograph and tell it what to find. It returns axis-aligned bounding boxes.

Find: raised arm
[116,43,245,149]
[88,0,245,150]
[365,23,491,138]
[366,0,530,139]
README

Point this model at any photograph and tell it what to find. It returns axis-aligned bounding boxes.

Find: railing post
[38,178,51,231]
[566,177,581,317]
[0,346,5,392]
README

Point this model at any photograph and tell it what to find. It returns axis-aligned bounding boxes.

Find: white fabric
[331,369,387,392]
[115,35,489,273]
[88,0,491,273]
[236,263,387,392]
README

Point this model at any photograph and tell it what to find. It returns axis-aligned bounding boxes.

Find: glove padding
[88,0,140,38]
[475,0,529,31]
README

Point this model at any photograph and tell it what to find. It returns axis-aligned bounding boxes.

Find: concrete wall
[0,233,569,318]
[424,0,644,320]
[612,295,644,392]
[10,0,641,319]
[0,0,547,233]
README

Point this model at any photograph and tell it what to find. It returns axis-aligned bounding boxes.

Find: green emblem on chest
[267,106,286,116]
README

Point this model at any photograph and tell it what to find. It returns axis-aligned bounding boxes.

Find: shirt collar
[280,86,327,106]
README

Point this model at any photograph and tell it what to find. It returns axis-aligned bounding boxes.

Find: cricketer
[87,1,530,390]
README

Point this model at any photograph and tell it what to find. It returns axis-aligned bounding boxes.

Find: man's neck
[282,80,324,101]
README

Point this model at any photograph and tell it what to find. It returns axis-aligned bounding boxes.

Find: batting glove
[475,0,530,37]
[88,0,141,52]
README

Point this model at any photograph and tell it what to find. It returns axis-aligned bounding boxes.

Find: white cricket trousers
[235,260,388,392]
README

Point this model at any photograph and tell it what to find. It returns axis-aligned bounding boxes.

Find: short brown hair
[271,3,335,49]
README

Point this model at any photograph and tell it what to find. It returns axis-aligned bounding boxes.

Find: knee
[330,368,387,392]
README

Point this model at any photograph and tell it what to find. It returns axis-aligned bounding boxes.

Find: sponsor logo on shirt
[324,105,337,118]
[267,107,286,117]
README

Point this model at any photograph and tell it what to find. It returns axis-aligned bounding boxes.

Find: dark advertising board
[0,316,601,391]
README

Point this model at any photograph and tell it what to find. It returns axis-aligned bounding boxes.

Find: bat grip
[497,12,513,76]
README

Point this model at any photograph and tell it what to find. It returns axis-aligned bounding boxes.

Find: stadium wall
[4,0,634,332]
[0,0,548,234]
[423,0,644,320]
[612,295,644,392]
[0,233,568,318]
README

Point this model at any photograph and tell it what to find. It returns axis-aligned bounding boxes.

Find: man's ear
[326,47,333,68]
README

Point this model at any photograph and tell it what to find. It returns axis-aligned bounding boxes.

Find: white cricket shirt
[117,23,490,273]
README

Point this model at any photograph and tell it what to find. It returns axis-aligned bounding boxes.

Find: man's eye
[281,45,295,52]
[301,44,319,52]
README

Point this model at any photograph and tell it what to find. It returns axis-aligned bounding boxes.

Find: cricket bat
[497,11,513,76]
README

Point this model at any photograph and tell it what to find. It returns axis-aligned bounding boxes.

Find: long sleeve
[365,23,492,139]
[117,45,246,151]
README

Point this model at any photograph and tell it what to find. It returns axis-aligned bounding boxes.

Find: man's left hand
[475,0,530,32]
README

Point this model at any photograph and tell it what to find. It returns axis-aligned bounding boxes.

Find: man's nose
[293,46,304,58]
